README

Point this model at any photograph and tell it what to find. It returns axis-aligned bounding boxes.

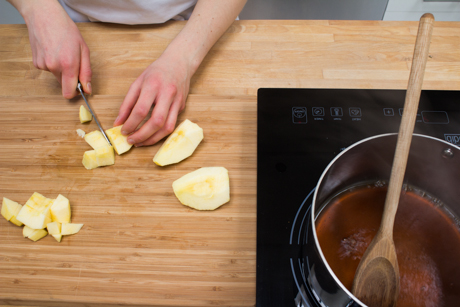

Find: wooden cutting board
[0,94,257,306]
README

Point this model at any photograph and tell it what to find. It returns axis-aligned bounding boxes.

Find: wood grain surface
[0,95,256,307]
[0,19,460,306]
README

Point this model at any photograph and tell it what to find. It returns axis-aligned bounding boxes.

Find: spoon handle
[381,13,435,236]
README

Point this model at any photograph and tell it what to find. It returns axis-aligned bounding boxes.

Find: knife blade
[77,82,112,146]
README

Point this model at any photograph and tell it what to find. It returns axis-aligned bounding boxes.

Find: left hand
[113,53,191,146]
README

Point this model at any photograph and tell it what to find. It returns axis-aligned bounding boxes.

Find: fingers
[126,90,178,145]
[79,44,92,94]
[120,84,159,138]
[114,80,141,127]
[136,96,183,146]
[61,61,80,99]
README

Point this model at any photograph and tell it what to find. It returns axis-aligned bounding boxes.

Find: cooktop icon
[312,107,325,116]
[330,107,343,117]
[349,107,362,117]
[292,107,307,124]
[384,108,394,116]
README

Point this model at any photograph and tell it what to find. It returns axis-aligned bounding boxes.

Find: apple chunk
[16,193,53,229]
[95,145,115,166]
[172,167,230,210]
[85,130,110,150]
[23,225,35,238]
[79,105,92,123]
[105,125,133,155]
[1,197,23,226]
[27,229,48,242]
[47,222,62,242]
[50,194,71,223]
[16,205,51,230]
[82,150,98,170]
[153,119,203,166]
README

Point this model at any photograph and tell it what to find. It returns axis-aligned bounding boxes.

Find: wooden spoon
[351,13,435,307]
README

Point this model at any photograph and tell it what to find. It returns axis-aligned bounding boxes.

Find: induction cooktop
[256,88,460,306]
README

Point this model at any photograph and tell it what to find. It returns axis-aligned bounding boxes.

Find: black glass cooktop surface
[256,88,460,307]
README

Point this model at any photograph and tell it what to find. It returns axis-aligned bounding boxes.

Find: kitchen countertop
[0,19,459,307]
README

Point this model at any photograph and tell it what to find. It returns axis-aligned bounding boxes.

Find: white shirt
[59,0,198,24]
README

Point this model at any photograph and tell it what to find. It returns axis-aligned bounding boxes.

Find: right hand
[19,0,92,98]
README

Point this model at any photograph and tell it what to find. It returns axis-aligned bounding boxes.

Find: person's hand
[113,53,191,146]
[16,0,92,97]
[113,0,247,146]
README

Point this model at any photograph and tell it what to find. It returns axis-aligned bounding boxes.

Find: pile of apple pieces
[153,119,230,211]
[1,193,83,242]
[82,125,133,170]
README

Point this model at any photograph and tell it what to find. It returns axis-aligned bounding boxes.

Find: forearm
[7,0,66,25]
[162,0,247,74]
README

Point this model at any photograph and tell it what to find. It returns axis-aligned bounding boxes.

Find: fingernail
[87,82,92,94]
[114,116,119,125]
[128,138,134,145]
[122,130,128,136]
[135,143,143,147]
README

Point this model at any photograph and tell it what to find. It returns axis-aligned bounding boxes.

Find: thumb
[79,44,92,94]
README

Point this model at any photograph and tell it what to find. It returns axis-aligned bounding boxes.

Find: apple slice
[61,223,84,235]
[27,229,48,242]
[1,197,23,226]
[23,225,35,238]
[95,145,115,166]
[84,130,110,150]
[172,167,230,210]
[50,195,71,223]
[79,105,92,123]
[153,119,204,166]
[82,150,98,170]
[105,125,133,155]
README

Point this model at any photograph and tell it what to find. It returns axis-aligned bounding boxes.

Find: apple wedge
[50,195,71,223]
[84,130,110,150]
[172,167,230,210]
[153,119,203,166]
[79,105,92,123]
[61,223,84,235]
[1,197,23,226]
[105,125,133,155]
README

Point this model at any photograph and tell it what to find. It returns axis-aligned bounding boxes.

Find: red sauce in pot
[316,183,460,307]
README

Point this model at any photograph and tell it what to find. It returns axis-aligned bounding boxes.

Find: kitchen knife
[77,82,112,146]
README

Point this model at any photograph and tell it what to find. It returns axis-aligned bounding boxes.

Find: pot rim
[310,132,459,307]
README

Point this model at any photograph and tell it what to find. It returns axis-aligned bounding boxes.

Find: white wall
[1,0,459,24]
[384,0,460,21]
[0,1,25,24]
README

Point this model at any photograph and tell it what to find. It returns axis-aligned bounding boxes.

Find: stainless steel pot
[302,133,460,307]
